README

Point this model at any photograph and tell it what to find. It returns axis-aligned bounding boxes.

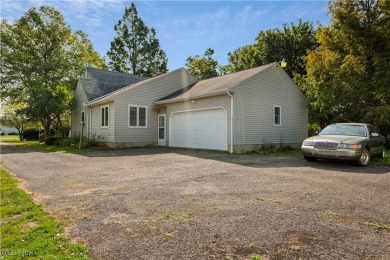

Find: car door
[367,125,382,155]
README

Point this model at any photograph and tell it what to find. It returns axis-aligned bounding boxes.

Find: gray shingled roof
[156,63,275,103]
[80,68,149,101]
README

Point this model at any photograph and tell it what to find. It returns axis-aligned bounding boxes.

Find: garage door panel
[170,108,227,150]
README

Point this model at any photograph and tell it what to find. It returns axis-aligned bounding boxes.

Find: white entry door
[158,114,166,146]
[170,108,227,150]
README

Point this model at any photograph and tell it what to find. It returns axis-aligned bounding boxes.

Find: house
[71,63,309,153]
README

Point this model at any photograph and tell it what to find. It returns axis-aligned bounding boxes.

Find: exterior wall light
[280,58,287,68]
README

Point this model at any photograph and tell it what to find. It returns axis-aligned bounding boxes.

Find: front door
[158,114,166,146]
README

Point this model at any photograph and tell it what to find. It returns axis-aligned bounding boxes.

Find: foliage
[0,167,90,259]
[0,135,91,153]
[305,0,390,129]
[259,138,293,154]
[222,20,317,81]
[220,44,261,75]
[70,132,104,148]
[1,6,105,139]
[308,123,321,137]
[185,48,219,80]
[45,136,61,145]
[59,137,72,147]
[107,2,168,77]
[252,254,262,260]
[22,128,39,141]
[0,103,32,140]
[363,222,390,230]
[255,19,317,78]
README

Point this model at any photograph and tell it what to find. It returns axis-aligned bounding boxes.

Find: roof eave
[154,88,231,105]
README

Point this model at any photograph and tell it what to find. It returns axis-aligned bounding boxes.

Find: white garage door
[170,108,227,150]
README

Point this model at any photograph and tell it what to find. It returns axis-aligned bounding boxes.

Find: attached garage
[169,107,228,151]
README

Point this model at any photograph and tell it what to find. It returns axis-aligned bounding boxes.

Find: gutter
[154,88,230,105]
[227,90,234,154]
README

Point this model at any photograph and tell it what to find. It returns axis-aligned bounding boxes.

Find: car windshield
[319,124,367,137]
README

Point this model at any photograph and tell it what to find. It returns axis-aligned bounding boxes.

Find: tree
[0,103,30,140]
[220,44,261,75]
[305,0,390,128]
[185,48,219,80]
[1,6,105,139]
[222,20,317,80]
[107,2,168,77]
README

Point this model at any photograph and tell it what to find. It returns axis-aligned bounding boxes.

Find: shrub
[260,138,293,154]
[308,123,321,137]
[84,133,104,148]
[23,129,39,140]
[45,136,61,145]
[59,137,72,147]
[70,132,104,148]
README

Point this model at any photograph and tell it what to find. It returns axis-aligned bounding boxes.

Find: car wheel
[304,156,317,162]
[357,147,370,167]
[380,146,385,159]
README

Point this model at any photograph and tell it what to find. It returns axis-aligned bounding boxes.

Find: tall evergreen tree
[107,2,168,77]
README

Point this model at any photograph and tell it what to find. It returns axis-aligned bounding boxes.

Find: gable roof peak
[78,67,149,101]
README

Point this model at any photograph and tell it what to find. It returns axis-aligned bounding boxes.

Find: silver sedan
[301,123,386,166]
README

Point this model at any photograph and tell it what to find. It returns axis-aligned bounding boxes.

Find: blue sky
[1,0,330,70]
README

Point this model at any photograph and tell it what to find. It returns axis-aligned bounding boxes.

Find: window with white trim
[101,105,109,128]
[274,106,281,126]
[128,105,147,128]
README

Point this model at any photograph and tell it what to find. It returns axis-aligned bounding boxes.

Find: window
[81,111,85,123]
[101,105,109,128]
[128,105,147,128]
[368,125,379,137]
[274,106,281,126]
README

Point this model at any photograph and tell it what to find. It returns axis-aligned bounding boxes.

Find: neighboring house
[71,63,309,153]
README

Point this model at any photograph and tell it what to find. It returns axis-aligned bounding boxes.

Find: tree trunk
[41,117,52,140]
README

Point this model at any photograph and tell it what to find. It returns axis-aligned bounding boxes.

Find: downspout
[227,90,234,154]
[83,103,92,138]
[88,107,92,138]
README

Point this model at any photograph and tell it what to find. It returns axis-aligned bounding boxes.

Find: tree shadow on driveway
[79,146,390,175]
[1,143,389,174]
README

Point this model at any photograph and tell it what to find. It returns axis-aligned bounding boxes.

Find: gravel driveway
[1,143,389,259]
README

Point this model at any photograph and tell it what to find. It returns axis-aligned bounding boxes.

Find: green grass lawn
[0,167,89,259]
[0,135,90,153]
[371,151,390,166]
[257,148,390,166]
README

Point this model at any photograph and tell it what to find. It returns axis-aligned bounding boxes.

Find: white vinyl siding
[101,105,109,128]
[88,102,115,142]
[128,105,147,128]
[113,68,197,143]
[274,106,281,126]
[233,65,308,145]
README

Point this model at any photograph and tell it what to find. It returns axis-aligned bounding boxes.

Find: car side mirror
[314,130,320,135]
[371,133,379,137]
